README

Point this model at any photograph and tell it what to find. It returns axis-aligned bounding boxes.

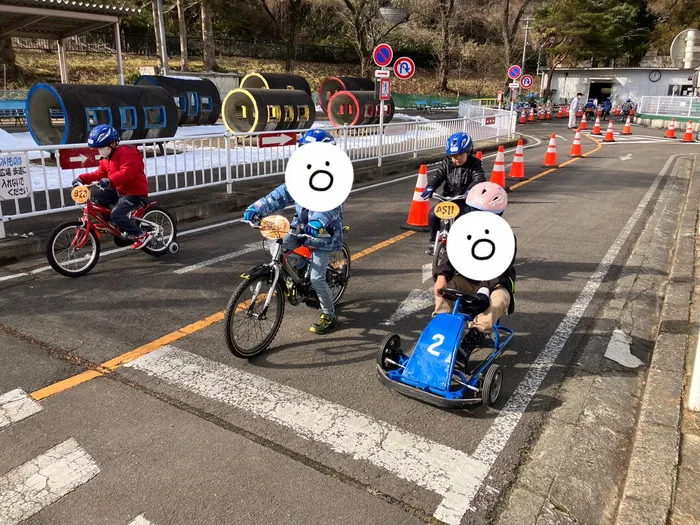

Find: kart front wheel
[377,333,402,371]
[482,363,503,406]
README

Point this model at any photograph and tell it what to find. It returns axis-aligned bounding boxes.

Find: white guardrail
[0,110,514,237]
[638,96,700,118]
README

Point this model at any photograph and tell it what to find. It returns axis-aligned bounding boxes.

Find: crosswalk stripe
[127,514,153,525]
[0,389,42,430]
[124,345,489,525]
[0,438,100,524]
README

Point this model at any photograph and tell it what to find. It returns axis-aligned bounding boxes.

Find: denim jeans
[91,188,145,237]
[283,235,335,317]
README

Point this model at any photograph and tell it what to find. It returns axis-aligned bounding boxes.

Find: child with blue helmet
[243,128,344,335]
[421,132,486,255]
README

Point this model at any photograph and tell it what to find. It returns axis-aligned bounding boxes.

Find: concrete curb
[615,155,700,525]
[0,136,520,266]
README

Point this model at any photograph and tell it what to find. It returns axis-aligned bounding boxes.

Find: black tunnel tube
[240,73,312,96]
[318,77,374,114]
[222,88,316,134]
[134,75,222,126]
[327,91,394,127]
[26,83,179,146]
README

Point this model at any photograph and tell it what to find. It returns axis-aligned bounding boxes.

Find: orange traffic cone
[565,106,570,118]
[683,121,695,143]
[615,106,621,116]
[542,134,558,168]
[519,110,527,125]
[570,128,583,157]
[528,110,535,122]
[665,118,677,139]
[401,165,430,231]
[490,146,506,187]
[476,150,483,160]
[596,108,602,118]
[557,107,564,119]
[538,109,545,121]
[591,116,602,135]
[508,140,525,179]
[603,120,615,142]
[579,113,588,130]
[621,116,632,135]
[576,108,583,118]
[546,108,552,120]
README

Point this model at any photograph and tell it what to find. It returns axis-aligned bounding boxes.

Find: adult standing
[568,92,583,129]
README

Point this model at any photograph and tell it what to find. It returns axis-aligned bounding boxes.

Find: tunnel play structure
[223,73,315,134]
[134,75,222,126]
[26,83,179,146]
[318,77,374,114]
[327,91,395,127]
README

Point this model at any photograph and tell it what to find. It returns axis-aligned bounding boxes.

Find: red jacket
[80,145,149,196]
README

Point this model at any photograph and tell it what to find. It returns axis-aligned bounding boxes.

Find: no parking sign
[373,43,393,67]
[507,65,522,80]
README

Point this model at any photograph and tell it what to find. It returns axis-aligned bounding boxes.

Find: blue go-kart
[376,288,514,408]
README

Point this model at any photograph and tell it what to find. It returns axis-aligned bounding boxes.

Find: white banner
[0,152,31,200]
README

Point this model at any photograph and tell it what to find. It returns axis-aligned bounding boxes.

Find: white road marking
[555,135,569,142]
[619,154,633,161]
[0,438,100,524]
[460,154,681,518]
[127,514,153,525]
[0,389,42,430]
[382,289,434,325]
[125,346,489,525]
[422,262,433,283]
[689,316,700,411]
[604,329,643,368]
[173,242,260,274]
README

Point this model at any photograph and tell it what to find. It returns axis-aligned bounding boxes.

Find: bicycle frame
[71,196,155,249]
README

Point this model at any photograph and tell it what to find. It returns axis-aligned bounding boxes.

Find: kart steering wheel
[438,288,490,313]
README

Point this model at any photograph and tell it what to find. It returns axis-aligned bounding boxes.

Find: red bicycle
[46,182,179,277]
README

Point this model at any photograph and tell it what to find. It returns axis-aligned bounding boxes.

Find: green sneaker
[310,313,337,335]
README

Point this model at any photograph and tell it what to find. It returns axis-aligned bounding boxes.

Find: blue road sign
[507,65,522,80]
[373,44,394,67]
[520,74,534,89]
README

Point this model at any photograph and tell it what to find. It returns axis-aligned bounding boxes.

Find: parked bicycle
[46,182,178,277]
[224,215,351,358]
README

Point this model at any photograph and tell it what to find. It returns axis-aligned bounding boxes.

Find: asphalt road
[1,119,698,525]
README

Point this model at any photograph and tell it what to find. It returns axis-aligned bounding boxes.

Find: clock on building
[649,70,661,82]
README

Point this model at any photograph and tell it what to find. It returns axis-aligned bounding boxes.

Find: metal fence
[638,96,700,118]
[0,112,514,237]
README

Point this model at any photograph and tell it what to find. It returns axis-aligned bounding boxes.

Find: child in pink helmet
[432,182,517,368]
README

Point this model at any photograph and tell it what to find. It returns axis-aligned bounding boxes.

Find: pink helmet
[466,182,508,213]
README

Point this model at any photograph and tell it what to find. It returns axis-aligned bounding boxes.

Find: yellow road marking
[31,135,602,402]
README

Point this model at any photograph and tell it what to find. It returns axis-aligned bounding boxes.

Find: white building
[543,67,700,105]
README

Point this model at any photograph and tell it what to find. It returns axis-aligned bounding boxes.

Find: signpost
[258,132,297,148]
[58,147,103,170]
[506,65,523,141]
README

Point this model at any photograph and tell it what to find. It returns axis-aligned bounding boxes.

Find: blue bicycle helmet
[299,129,336,146]
[87,124,120,148]
[445,132,473,156]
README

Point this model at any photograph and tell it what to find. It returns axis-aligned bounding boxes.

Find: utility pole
[521,17,535,72]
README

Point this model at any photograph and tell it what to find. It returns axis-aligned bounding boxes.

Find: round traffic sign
[373,43,394,67]
[520,74,534,89]
[507,65,522,80]
[393,57,415,80]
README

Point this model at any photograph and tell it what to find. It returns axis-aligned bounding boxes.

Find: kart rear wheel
[377,333,402,371]
[482,364,503,406]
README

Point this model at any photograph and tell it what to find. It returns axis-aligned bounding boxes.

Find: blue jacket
[252,183,344,251]
[603,99,612,111]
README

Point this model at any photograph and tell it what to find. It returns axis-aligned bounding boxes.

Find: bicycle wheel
[46,221,101,277]
[139,206,177,256]
[328,243,351,304]
[224,275,285,358]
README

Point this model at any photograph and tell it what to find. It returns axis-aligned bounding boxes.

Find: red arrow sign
[258,132,298,148]
[58,147,102,169]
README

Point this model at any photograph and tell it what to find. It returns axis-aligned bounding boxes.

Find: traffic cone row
[401,164,430,231]
[570,128,583,157]
[683,121,695,143]
[665,118,677,139]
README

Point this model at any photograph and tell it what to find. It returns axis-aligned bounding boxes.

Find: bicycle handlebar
[243,219,330,238]
[432,193,467,202]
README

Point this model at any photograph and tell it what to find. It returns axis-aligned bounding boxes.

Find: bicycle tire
[329,243,351,305]
[46,221,101,277]
[140,206,177,256]
[224,276,285,358]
